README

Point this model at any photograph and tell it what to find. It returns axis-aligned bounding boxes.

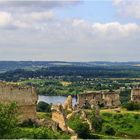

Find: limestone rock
[51,104,68,132]
[63,95,73,111]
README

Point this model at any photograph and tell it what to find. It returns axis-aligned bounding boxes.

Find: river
[38,95,77,105]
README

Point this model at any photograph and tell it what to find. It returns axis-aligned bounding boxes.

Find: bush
[75,122,90,139]
[134,114,140,119]
[37,101,51,112]
[20,119,36,127]
[0,102,19,138]
[102,112,113,117]
[89,110,102,132]
[113,114,123,119]
[68,117,90,139]
[15,127,70,139]
[102,124,116,136]
[124,102,140,111]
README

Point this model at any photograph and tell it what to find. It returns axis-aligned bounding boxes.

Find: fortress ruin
[131,87,140,102]
[0,82,38,121]
[77,91,121,108]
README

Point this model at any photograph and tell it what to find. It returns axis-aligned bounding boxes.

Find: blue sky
[55,1,117,22]
[0,0,140,61]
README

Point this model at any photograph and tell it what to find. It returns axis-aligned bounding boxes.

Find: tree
[37,101,51,112]
[68,117,90,139]
[0,102,18,138]
[89,107,102,132]
[102,124,116,135]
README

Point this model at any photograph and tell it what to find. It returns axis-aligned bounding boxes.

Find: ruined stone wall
[77,91,102,108]
[77,91,120,108]
[131,88,140,102]
[103,92,121,107]
[77,94,87,108]
[0,82,38,121]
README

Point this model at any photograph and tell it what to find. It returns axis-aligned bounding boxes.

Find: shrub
[134,114,140,119]
[89,109,103,132]
[0,102,19,138]
[17,127,70,139]
[37,101,51,112]
[20,119,36,127]
[102,124,116,136]
[102,112,113,117]
[75,122,90,139]
[113,114,123,119]
[121,123,133,129]
[68,117,90,139]
[124,102,140,111]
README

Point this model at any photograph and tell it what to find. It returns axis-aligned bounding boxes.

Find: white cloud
[0,11,13,26]
[29,11,54,21]
[0,16,140,61]
[113,0,140,19]
[0,1,139,61]
[92,22,139,36]
[0,1,81,12]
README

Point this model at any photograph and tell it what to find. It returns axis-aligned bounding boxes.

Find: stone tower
[131,87,140,102]
[0,82,38,121]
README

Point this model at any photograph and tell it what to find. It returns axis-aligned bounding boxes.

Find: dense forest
[1,65,140,81]
[0,61,140,72]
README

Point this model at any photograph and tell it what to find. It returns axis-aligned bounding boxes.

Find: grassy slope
[101,108,140,138]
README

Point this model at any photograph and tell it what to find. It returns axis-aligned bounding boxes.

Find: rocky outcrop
[63,95,73,111]
[51,104,68,132]
[51,103,77,139]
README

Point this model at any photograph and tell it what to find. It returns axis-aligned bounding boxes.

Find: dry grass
[101,108,140,114]
[60,81,72,86]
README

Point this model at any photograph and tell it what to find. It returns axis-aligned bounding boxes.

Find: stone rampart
[0,82,38,121]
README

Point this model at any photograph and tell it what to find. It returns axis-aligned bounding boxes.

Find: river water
[38,95,77,105]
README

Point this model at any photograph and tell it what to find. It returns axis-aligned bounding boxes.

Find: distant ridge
[0,61,140,72]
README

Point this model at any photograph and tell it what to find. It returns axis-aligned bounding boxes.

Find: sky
[0,0,140,62]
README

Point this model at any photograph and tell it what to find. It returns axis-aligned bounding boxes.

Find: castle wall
[103,92,121,107]
[0,83,38,121]
[131,88,140,102]
[77,91,120,108]
[77,92,103,108]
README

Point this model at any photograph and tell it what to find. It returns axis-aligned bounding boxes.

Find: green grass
[17,127,70,139]
[37,112,51,120]
[101,112,140,138]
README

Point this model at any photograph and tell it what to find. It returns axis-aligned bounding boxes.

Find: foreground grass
[101,108,140,114]
[101,109,140,139]
[37,110,140,139]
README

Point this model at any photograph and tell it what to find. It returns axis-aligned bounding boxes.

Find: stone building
[0,82,38,121]
[77,91,121,108]
[131,87,140,102]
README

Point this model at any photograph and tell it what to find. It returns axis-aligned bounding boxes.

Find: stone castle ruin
[77,91,121,108]
[51,104,68,132]
[51,104,76,136]
[0,82,38,121]
[131,87,140,102]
